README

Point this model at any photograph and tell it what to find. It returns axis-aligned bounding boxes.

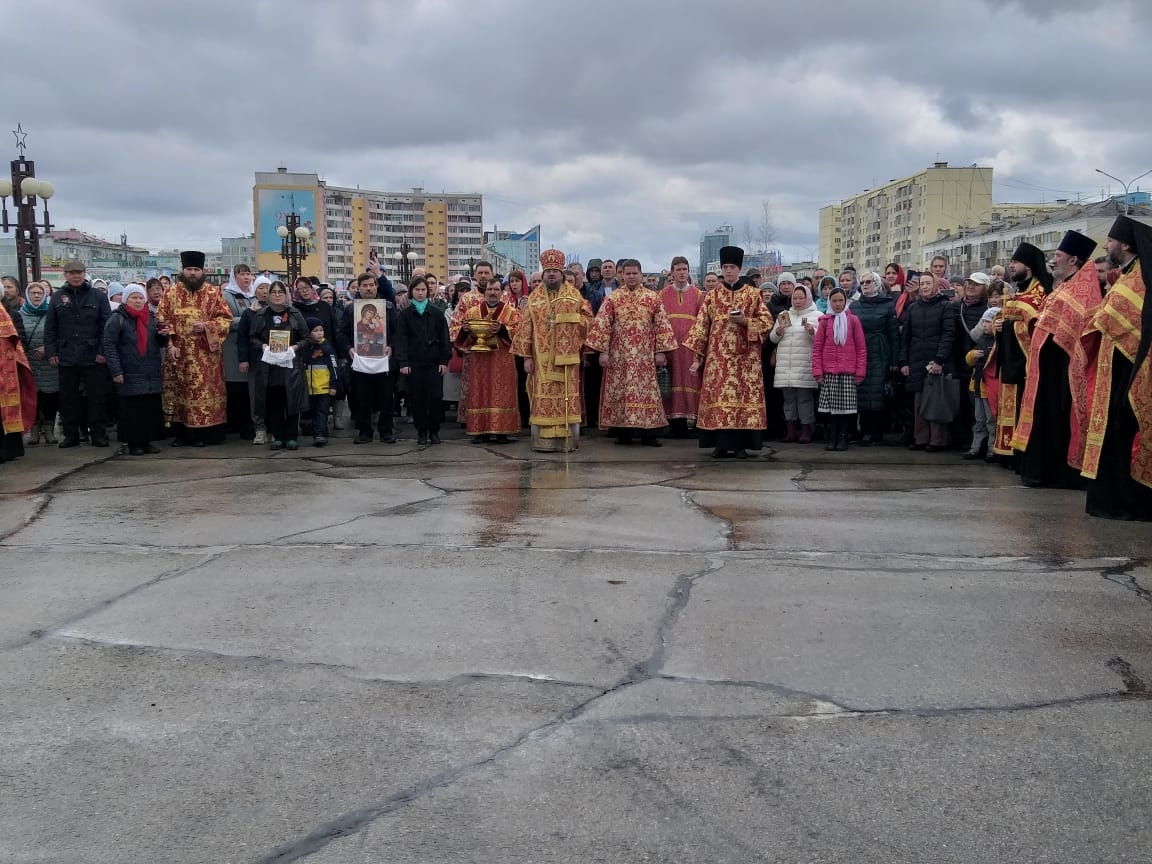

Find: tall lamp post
[1095,168,1152,215]
[0,124,56,289]
[394,239,413,284]
[276,213,311,284]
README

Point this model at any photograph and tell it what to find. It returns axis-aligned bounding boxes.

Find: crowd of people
[0,215,1148,521]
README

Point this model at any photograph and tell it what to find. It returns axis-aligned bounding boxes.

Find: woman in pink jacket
[812,287,867,451]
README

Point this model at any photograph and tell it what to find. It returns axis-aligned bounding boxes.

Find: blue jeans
[310,394,332,439]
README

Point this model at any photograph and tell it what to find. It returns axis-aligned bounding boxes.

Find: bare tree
[755,198,776,256]
[740,217,755,253]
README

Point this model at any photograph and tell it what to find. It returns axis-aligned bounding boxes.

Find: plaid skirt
[818,372,858,414]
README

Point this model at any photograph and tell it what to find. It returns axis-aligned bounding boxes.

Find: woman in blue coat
[102,284,168,454]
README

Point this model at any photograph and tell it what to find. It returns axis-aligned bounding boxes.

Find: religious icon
[268,329,291,353]
[354,299,386,358]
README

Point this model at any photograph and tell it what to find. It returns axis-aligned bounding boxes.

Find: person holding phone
[769,284,821,443]
[364,249,397,305]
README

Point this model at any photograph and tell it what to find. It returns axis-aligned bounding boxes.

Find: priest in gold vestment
[511,249,593,452]
[1080,215,1152,521]
[685,246,773,459]
[157,251,233,446]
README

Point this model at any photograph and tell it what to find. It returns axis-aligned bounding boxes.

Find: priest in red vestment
[660,256,704,438]
[585,258,677,446]
[454,278,522,442]
[1011,230,1100,487]
[447,261,490,423]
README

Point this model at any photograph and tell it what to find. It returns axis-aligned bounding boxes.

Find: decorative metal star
[13,124,28,157]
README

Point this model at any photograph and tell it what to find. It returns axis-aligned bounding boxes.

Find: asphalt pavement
[1,425,1150,863]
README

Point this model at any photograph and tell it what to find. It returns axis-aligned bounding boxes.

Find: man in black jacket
[340,273,398,444]
[44,260,111,447]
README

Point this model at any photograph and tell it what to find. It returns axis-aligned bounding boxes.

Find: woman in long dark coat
[851,271,898,445]
[899,275,956,451]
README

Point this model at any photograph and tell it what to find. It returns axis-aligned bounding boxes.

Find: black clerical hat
[718,246,744,267]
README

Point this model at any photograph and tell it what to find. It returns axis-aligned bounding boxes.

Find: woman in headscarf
[238,274,272,444]
[769,284,822,442]
[814,275,838,313]
[851,271,898,445]
[884,262,906,297]
[893,265,917,319]
[813,287,867,450]
[249,281,310,450]
[18,281,58,445]
[103,284,167,455]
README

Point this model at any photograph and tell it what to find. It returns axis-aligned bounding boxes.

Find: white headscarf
[121,283,147,303]
[829,288,849,346]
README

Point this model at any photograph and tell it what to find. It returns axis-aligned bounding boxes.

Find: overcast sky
[6,0,1150,270]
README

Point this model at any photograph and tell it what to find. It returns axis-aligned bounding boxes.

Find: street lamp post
[276,212,311,284]
[1095,168,1152,215]
[393,239,413,284]
[0,124,55,289]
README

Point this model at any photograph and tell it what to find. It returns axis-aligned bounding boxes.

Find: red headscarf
[889,264,907,289]
[122,302,151,356]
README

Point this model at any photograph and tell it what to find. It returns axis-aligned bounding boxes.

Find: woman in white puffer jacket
[769,284,822,442]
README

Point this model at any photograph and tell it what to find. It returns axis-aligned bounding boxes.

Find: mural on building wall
[257,189,318,254]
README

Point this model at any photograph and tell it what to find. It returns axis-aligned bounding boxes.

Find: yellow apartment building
[817,163,1064,273]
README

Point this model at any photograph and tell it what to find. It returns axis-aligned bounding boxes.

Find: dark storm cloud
[5,0,1150,267]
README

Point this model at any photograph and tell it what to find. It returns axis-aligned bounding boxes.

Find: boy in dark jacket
[302,316,339,446]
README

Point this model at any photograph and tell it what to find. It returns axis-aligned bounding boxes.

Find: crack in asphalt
[679,490,735,551]
[652,672,1151,717]
[2,551,228,652]
[0,534,1137,577]
[40,635,604,691]
[250,555,728,863]
[262,489,448,545]
[1105,656,1149,694]
[27,450,120,494]
[0,492,51,543]
[1101,560,1152,605]
[790,462,814,490]
[50,467,309,493]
